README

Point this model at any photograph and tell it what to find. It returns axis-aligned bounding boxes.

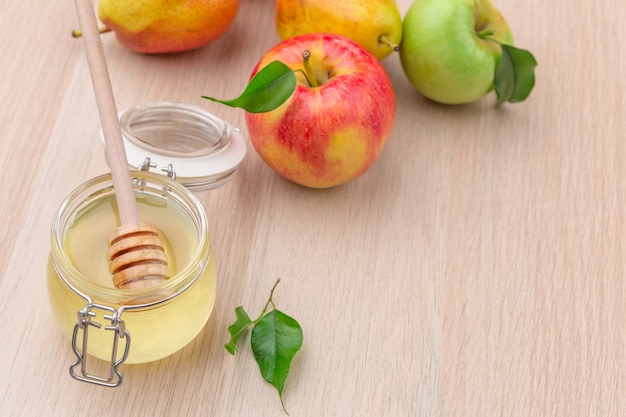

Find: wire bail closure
[137,156,177,181]
[69,303,130,387]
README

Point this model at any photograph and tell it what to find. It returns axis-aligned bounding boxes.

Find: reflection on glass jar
[47,171,216,386]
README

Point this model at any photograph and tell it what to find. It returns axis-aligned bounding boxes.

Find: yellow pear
[275,0,402,60]
[98,0,240,54]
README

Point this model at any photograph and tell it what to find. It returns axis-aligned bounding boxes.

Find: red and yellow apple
[245,33,396,189]
[98,0,240,54]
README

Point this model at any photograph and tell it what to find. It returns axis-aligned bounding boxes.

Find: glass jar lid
[109,101,246,191]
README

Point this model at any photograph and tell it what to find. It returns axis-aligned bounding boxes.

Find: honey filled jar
[47,103,246,386]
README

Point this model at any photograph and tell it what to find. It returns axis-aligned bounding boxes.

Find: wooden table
[1,0,624,416]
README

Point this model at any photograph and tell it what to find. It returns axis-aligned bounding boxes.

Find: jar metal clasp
[138,156,177,180]
[69,303,130,387]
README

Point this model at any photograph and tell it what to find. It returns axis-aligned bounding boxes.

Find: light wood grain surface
[1,0,624,416]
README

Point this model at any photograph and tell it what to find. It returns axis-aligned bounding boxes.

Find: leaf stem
[301,50,318,88]
[251,278,282,323]
[264,278,281,311]
[293,69,312,87]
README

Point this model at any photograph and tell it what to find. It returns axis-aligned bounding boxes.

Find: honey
[47,171,216,374]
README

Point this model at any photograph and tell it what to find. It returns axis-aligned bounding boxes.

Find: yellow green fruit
[98,0,239,54]
[275,0,402,60]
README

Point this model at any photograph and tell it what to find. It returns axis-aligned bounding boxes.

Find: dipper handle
[74,0,138,225]
[74,0,170,289]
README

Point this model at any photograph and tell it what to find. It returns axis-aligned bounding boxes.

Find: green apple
[399,0,514,104]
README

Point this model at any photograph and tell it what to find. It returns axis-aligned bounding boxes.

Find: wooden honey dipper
[74,0,170,290]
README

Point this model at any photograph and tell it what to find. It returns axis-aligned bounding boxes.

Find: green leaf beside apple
[202,61,296,113]
[477,29,537,106]
[493,44,538,107]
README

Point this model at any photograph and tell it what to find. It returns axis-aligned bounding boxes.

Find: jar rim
[50,171,210,308]
[115,101,247,191]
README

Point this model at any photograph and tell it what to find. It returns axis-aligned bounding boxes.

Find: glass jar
[47,170,216,387]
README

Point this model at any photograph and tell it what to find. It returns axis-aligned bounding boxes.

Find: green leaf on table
[225,306,253,355]
[494,44,538,107]
[251,309,303,414]
[224,279,303,413]
[202,60,296,113]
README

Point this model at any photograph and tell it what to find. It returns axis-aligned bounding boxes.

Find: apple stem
[476,29,501,45]
[72,26,112,38]
[378,35,400,52]
[301,50,319,88]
